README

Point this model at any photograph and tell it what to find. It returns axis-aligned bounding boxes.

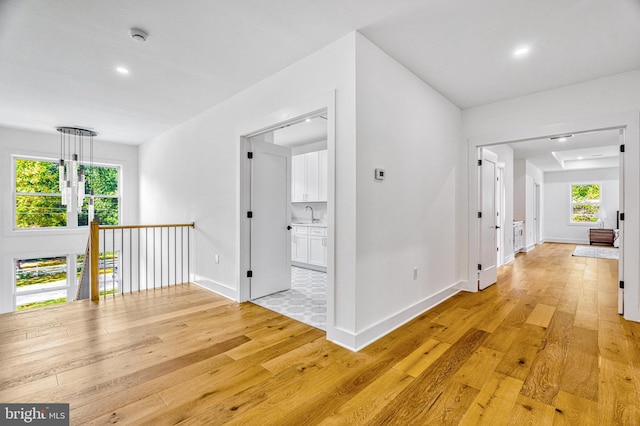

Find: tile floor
[252,266,327,331]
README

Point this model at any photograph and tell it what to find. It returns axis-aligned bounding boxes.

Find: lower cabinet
[292,225,327,269]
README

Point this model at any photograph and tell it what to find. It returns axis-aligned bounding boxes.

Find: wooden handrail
[97,222,195,230]
[90,220,99,302]
[89,220,194,303]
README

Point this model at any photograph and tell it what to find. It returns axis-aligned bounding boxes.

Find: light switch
[375,168,385,180]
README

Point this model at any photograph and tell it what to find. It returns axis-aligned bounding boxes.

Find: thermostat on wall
[375,168,385,180]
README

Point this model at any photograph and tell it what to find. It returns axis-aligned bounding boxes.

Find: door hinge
[247,270,253,278]
[620,213,625,221]
[478,263,482,271]
[247,151,253,159]
[478,212,482,218]
[620,144,625,153]
[620,280,625,289]
[247,211,253,218]
[478,159,482,166]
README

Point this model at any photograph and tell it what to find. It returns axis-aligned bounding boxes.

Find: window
[15,256,68,310]
[15,158,66,227]
[570,183,601,223]
[14,157,120,229]
[78,165,120,226]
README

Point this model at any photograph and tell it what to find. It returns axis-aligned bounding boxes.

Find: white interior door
[619,129,625,314]
[496,164,505,267]
[479,148,498,290]
[250,141,291,299]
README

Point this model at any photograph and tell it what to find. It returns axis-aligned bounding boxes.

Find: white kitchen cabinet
[291,226,308,263]
[308,227,327,267]
[291,225,327,269]
[291,150,327,202]
[319,150,327,201]
[513,221,524,253]
[291,155,306,203]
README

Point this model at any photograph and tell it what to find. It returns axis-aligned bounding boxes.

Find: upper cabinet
[292,150,327,202]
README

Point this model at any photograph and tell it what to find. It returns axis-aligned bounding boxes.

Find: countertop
[292,222,327,228]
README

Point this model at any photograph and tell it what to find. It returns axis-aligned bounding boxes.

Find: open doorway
[475,128,624,312]
[243,110,330,331]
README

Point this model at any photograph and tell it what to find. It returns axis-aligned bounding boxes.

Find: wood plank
[369,328,488,424]
[459,373,523,425]
[525,303,556,328]
[520,310,574,405]
[0,242,631,424]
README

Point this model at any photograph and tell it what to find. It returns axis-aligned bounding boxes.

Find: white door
[534,183,541,245]
[496,165,505,267]
[619,129,625,314]
[250,141,292,299]
[479,148,498,290]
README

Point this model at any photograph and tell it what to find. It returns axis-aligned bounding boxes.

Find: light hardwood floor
[1,243,639,425]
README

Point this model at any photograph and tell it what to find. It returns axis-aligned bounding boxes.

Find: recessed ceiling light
[577,156,584,160]
[513,46,530,58]
[305,118,311,123]
[549,134,574,142]
[116,67,129,75]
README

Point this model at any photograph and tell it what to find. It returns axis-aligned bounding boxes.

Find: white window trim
[568,181,603,226]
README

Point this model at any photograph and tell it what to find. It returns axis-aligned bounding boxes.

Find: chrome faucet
[304,206,318,223]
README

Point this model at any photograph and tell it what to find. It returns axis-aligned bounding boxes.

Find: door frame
[237,92,336,327]
[466,112,639,322]
[496,162,505,267]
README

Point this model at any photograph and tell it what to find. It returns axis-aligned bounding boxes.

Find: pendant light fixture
[56,127,97,222]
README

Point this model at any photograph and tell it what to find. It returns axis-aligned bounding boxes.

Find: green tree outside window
[571,183,600,223]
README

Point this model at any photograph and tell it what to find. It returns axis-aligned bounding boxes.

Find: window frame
[12,154,122,231]
[568,181,602,226]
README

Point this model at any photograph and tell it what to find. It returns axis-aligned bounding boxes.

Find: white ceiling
[507,129,621,172]
[272,117,328,148]
[1,0,639,144]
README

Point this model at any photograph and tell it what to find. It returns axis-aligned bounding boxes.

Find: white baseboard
[327,282,461,352]
[543,238,589,245]
[523,244,536,252]
[504,253,515,264]
[192,277,238,301]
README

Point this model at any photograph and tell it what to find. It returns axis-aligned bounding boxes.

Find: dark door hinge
[620,213,625,221]
[247,211,253,218]
[247,151,253,159]
[478,264,482,271]
[620,144,625,153]
[247,270,253,278]
[478,212,482,218]
[478,159,482,166]
[620,281,625,289]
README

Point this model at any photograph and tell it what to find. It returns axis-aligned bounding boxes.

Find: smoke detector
[129,28,148,42]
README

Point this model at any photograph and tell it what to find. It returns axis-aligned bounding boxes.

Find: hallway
[0,243,638,424]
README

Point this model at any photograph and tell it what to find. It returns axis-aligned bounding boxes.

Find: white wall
[139,32,463,350]
[0,126,138,313]
[353,34,462,345]
[140,33,359,344]
[544,167,619,244]
[461,69,640,322]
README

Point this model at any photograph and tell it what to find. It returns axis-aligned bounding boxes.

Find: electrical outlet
[413,267,418,280]
[215,254,219,264]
